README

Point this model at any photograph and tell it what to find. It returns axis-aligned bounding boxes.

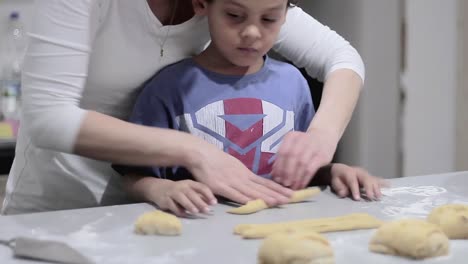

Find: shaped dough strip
[236,213,383,239]
[289,187,321,203]
[227,199,268,215]
[236,213,379,235]
[228,187,321,215]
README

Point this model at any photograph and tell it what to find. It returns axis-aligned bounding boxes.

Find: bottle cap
[10,12,19,20]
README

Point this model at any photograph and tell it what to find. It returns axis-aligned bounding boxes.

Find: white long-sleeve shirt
[2,0,365,214]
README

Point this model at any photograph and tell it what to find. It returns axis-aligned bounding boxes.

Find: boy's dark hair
[288,0,299,7]
[205,0,299,8]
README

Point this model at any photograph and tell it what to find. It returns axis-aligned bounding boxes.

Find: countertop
[1,171,468,263]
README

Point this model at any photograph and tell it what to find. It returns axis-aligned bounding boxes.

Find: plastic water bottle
[1,11,27,121]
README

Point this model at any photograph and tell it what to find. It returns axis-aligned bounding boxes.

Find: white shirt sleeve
[21,0,99,152]
[274,6,365,82]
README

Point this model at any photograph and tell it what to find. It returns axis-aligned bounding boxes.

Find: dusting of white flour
[381,186,446,197]
[379,186,468,219]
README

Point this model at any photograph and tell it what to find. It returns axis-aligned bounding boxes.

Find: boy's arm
[123,174,216,216]
[308,165,333,186]
[122,174,171,203]
[311,163,386,201]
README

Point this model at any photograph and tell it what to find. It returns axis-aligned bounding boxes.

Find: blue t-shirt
[114,57,315,179]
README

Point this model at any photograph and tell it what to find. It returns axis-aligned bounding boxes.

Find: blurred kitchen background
[0,0,467,201]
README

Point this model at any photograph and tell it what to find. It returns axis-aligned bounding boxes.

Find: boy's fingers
[374,182,382,199]
[167,199,185,217]
[174,193,199,214]
[331,177,349,198]
[344,174,361,200]
[364,181,375,200]
[379,179,391,188]
[191,181,217,205]
[186,191,211,213]
[373,183,382,199]
[357,171,375,200]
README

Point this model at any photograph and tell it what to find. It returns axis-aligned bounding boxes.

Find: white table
[1,171,467,263]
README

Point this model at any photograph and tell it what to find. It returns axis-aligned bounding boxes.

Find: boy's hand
[153,180,216,217]
[271,129,337,190]
[329,163,387,201]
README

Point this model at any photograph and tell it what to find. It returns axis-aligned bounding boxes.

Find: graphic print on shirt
[175,98,295,177]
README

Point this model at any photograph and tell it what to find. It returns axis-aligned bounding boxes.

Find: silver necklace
[159,0,179,58]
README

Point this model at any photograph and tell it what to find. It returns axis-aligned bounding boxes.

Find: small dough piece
[289,187,321,203]
[227,199,268,215]
[369,219,449,259]
[427,204,468,239]
[228,188,321,215]
[134,211,182,236]
[258,231,334,264]
[235,213,383,239]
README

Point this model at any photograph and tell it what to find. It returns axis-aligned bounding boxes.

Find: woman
[1,0,364,214]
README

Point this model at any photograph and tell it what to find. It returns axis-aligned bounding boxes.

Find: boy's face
[196,0,288,67]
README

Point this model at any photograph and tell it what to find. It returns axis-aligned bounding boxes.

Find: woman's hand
[185,142,293,207]
[271,127,338,190]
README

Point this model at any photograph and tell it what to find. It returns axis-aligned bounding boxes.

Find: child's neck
[193,46,264,76]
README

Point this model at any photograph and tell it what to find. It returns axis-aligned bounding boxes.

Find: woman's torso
[2,0,210,214]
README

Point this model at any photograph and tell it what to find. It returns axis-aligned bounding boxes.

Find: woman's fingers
[251,176,293,199]
[215,183,252,205]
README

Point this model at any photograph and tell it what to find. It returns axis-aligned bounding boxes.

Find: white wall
[456,0,468,171]
[301,0,402,178]
[402,0,458,176]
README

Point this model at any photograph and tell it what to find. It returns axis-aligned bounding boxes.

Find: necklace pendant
[160,48,164,58]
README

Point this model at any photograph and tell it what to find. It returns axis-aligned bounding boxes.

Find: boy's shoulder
[266,57,305,77]
[152,58,196,80]
[143,58,198,95]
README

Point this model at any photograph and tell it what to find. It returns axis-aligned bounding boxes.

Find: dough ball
[258,231,334,264]
[427,204,468,239]
[369,219,449,259]
[134,210,182,236]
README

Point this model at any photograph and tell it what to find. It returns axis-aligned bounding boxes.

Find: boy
[114,0,384,216]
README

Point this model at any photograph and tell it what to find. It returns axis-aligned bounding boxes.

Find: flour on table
[92,248,197,264]
[382,197,449,218]
[381,186,446,197]
[380,186,448,219]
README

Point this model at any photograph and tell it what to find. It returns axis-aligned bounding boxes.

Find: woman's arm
[274,6,364,138]
[271,6,364,188]
[275,6,365,81]
[23,0,292,206]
